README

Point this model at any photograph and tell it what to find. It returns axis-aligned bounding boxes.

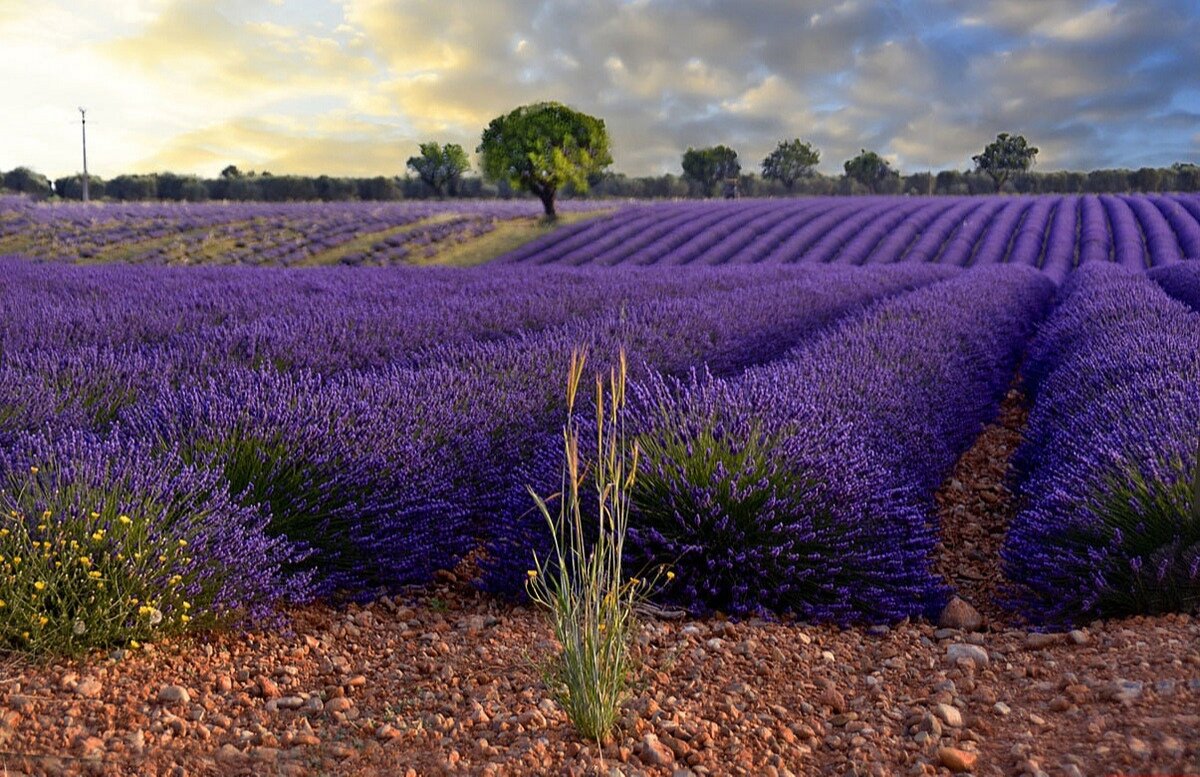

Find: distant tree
[220,165,243,179]
[478,102,612,219]
[357,176,401,201]
[972,133,1039,192]
[1130,167,1163,192]
[106,174,158,200]
[843,150,898,194]
[761,139,820,192]
[1173,163,1200,191]
[315,175,357,201]
[406,142,471,197]
[681,146,741,197]
[54,174,105,200]
[2,167,53,198]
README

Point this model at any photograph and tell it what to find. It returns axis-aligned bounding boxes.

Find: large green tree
[681,146,741,197]
[478,102,611,219]
[406,142,471,197]
[973,133,1039,192]
[843,150,897,194]
[761,139,820,192]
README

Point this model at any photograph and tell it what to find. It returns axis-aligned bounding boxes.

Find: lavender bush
[0,430,311,654]
[627,266,1054,622]
[1005,263,1200,624]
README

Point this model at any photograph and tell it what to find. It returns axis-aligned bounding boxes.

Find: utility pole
[79,107,89,202]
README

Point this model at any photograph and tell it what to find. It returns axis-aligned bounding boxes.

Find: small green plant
[525,349,659,744]
[0,467,201,655]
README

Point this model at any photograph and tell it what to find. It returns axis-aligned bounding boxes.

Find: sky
[1,0,1198,179]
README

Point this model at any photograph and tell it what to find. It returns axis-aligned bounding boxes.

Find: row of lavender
[1003,262,1200,624]
[500,195,1200,282]
[0,197,609,266]
[600,266,1055,622]
[0,259,953,648]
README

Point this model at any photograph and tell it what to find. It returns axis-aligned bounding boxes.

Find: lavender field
[501,194,1200,284]
[0,194,1198,656]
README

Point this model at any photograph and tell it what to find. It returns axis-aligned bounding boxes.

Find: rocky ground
[0,392,1197,777]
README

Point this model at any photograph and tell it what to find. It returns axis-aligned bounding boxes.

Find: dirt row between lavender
[0,392,1197,776]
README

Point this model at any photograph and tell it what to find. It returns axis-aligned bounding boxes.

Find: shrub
[1005,263,1200,624]
[629,372,939,622]
[0,431,310,655]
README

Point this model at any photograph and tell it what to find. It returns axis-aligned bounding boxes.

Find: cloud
[4,0,1198,178]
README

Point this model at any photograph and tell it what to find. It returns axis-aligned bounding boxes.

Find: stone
[1127,737,1151,759]
[946,643,989,666]
[939,598,983,632]
[1025,632,1064,649]
[276,696,304,710]
[993,702,1011,716]
[937,747,978,773]
[258,677,281,699]
[820,686,847,714]
[1067,629,1089,645]
[917,713,943,738]
[158,685,191,705]
[73,678,102,699]
[934,703,963,728]
[326,697,353,714]
[1112,680,1144,704]
[640,733,675,766]
[215,744,244,762]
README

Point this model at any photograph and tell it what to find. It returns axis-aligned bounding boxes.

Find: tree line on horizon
[3,103,1199,213]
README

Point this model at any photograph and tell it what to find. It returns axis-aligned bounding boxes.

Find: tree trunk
[539,188,557,220]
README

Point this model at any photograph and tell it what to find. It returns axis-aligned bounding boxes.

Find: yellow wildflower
[666,571,676,581]
[33,580,45,591]
[28,466,38,474]
[526,569,537,578]
[118,515,132,525]
[177,539,187,547]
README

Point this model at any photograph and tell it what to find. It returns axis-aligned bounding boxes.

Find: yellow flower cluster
[0,498,204,655]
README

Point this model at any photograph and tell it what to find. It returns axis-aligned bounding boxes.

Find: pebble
[158,685,191,705]
[1025,632,1064,649]
[1127,737,1151,759]
[640,733,675,766]
[937,747,978,773]
[993,702,1011,716]
[946,643,989,666]
[1112,680,1144,704]
[326,697,353,714]
[934,703,963,728]
[73,678,102,699]
[939,597,983,632]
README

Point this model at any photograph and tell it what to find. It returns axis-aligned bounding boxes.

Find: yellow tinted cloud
[104,0,372,97]
[138,115,413,177]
